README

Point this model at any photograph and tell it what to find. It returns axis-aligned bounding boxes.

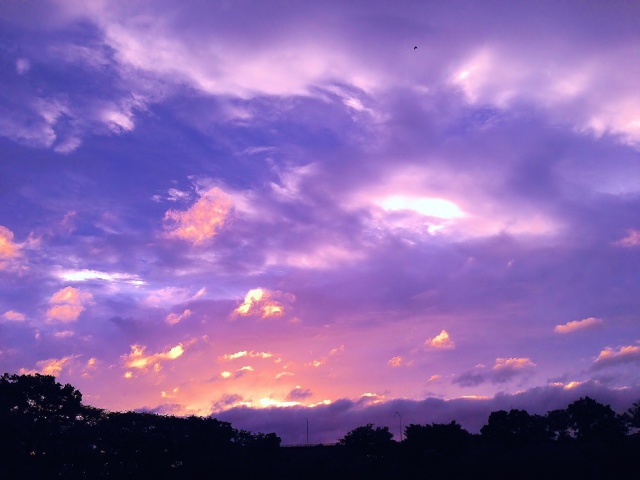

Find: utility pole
[395,411,402,442]
[304,417,309,446]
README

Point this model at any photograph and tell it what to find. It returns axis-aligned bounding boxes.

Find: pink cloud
[163,187,232,244]
[614,229,640,247]
[554,316,603,334]
[593,344,640,369]
[165,308,192,325]
[47,286,94,323]
[388,356,403,367]
[2,310,25,322]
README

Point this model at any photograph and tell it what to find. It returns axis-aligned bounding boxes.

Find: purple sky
[1,0,640,444]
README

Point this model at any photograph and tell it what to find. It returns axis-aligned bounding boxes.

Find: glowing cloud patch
[0,226,20,269]
[166,308,192,325]
[593,344,640,369]
[122,343,185,372]
[233,288,286,318]
[20,355,76,376]
[2,310,25,322]
[163,187,232,244]
[554,317,603,334]
[58,268,145,285]
[219,350,274,361]
[47,286,94,323]
[426,330,455,349]
[379,195,465,219]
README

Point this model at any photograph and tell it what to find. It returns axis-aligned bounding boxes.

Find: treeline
[0,373,280,478]
[334,397,640,479]
[2,373,640,479]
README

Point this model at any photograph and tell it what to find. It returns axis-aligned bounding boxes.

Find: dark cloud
[286,387,313,401]
[216,383,640,444]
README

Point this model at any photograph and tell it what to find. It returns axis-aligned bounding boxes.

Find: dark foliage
[0,373,281,479]
[2,373,640,479]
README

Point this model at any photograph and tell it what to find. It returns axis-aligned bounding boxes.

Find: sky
[1,0,640,444]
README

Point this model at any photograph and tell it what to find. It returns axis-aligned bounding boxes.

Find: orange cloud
[0,226,20,269]
[20,355,76,376]
[426,329,455,349]
[233,288,286,318]
[554,316,603,334]
[163,187,232,244]
[122,343,185,373]
[47,286,94,323]
[166,308,192,325]
[593,344,640,369]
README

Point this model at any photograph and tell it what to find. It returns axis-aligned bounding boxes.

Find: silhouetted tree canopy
[3,373,640,479]
[404,420,470,456]
[481,408,550,446]
[338,423,394,457]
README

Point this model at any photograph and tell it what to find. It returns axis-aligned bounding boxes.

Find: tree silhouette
[480,408,550,446]
[564,396,627,441]
[338,424,394,457]
[404,421,470,456]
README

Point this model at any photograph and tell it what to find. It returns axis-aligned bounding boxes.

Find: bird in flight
[414,46,417,50]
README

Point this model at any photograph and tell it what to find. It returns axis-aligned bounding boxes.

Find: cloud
[233,288,286,318]
[46,286,94,323]
[56,268,145,285]
[122,343,185,373]
[163,187,232,244]
[614,229,640,247]
[165,308,192,325]
[219,350,274,361]
[593,344,640,369]
[16,58,30,75]
[0,226,21,269]
[426,330,455,349]
[554,316,603,334]
[388,356,403,367]
[286,386,313,401]
[19,355,77,377]
[2,311,26,322]
[491,357,536,383]
[454,357,536,386]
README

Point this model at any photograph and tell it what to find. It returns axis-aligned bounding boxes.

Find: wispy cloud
[554,317,603,334]
[614,229,640,248]
[165,309,191,325]
[122,343,186,375]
